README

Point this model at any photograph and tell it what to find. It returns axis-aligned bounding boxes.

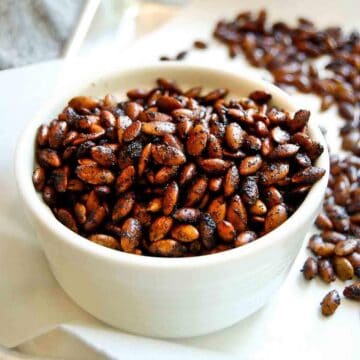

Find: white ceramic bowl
[16,63,329,338]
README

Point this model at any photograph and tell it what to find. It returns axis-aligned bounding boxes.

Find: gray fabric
[0,0,85,69]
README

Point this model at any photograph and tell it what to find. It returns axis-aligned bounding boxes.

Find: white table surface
[1,0,359,358]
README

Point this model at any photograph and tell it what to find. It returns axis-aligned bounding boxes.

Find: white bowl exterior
[16,64,329,338]
[31,205,317,337]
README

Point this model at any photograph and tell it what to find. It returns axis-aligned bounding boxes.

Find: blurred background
[0,0,186,70]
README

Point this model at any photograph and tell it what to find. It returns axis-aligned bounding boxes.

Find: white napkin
[17,323,239,360]
[1,0,359,358]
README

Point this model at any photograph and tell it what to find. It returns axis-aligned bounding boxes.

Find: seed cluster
[208,8,359,317]
[214,10,360,123]
[32,78,325,257]
[303,155,360,315]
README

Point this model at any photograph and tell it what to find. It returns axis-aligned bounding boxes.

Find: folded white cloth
[0,0,85,69]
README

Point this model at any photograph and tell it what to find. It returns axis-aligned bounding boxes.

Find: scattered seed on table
[321,290,341,316]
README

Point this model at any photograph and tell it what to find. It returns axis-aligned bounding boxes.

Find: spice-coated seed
[301,257,318,280]
[343,282,360,301]
[321,290,341,316]
[318,259,336,283]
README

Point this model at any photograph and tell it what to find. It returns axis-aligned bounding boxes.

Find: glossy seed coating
[343,282,360,301]
[149,216,173,242]
[89,234,119,249]
[321,290,341,316]
[318,259,336,283]
[33,79,325,257]
[302,257,318,280]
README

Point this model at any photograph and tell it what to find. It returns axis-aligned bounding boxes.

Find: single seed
[343,282,360,301]
[89,234,119,250]
[318,259,336,283]
[163,181,179,215]
[334,239,358,256]
[264,204,287,233]
[333,256,354,281]
[301,257,318,280]
[171,224,199,242]
[239,155,263,176]
[234,231,256,247]
[149,216,173,242]
[217,220,236,242]
[321,290,340,316]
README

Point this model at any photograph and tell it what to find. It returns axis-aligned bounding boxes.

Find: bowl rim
[15,62,329,270]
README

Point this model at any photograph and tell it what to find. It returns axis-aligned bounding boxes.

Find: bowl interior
[16,63,329,268]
